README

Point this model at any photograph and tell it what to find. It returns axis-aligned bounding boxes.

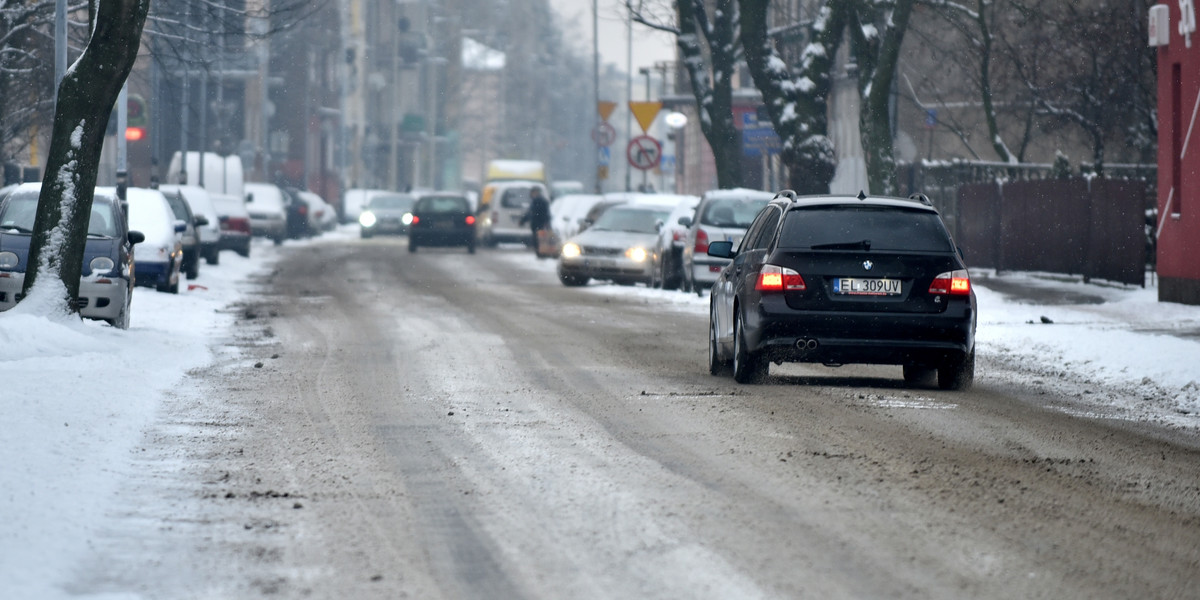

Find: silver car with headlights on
[557,204,671,287]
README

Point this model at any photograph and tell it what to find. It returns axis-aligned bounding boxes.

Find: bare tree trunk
[851,0,914,195]
[21,0,150,312]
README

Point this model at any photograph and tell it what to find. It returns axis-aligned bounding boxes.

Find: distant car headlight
[359,211,377,227]
[402,212,414,226]
[626,247,648,262]
[561,242,581,258]
[0,251,17,269]
[89,256,115,275]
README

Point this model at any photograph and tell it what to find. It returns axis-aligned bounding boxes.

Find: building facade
[1152,2,1200,304]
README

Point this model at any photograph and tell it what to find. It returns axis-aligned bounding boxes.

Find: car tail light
[929,269,971,295]
[672,230,684,242]
[466,215,476,225]
[411,215,420,225]
[756,264,805,292]
[694,228,709,254]
[298,204,308,216]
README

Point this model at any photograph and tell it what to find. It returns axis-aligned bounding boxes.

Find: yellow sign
[597,101,617,123]
[597,165,609,180]
[629,101,663,133]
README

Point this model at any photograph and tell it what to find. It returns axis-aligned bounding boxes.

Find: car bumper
[249,218,286,238]
[745,296,976,366]
[690,256,730,286]
[218,232,251,253]
[485,225,532,244]
[0,272,129,321]
[362,216,409,235]
[134,260,174,288]
[559,255,653,282]
[411,228,474,245]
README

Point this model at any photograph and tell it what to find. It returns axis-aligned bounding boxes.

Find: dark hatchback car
[707,191,976,389]
[0,184,144,328]
[408,193,476,253]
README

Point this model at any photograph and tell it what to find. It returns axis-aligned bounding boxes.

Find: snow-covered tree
[739,0,844,194]
[22,0,149,313]
[849,0,915,195]
[629,0,746,189]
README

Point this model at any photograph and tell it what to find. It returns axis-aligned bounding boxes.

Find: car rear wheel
[467,241,476,254]
[903,364,937,387]
[732,313,767,384]
[408,238,417,253]
[937,350,975,391]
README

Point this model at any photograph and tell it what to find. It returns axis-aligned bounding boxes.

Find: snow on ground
[3,232,1199,598]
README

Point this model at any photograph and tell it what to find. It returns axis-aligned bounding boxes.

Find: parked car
[160,186,203,280]
[476,180,548,246]
[648,194,701,290]
[161,184,221,266]
[244,182,288,245]
[681,188,774,295]
[358,192,416,238]
[295,189,337,233]
[210,192,252,258]
[557,203,673,287]
[549,193,605,243]
[408,192,476,253]
[122,186,184,294]
[0,184,143,328]
[706,191,976,389]
[281,187,313,239]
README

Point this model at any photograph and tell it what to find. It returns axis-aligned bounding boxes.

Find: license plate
[434,221,452,229]
[833,277,901,296]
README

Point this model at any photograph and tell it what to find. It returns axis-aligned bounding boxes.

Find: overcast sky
[549,0,677,76]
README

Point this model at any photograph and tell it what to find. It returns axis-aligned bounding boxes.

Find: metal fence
[954,179,1148,286]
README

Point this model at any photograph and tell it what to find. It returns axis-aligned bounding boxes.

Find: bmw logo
[862,260,874,271]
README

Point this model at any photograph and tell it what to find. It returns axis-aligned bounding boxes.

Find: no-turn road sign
[626,135,662,171]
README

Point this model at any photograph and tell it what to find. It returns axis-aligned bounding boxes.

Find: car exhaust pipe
[796,338,819,351]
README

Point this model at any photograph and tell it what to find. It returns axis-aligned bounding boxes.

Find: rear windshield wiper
[810,239,872,251]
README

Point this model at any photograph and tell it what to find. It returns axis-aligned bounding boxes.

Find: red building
[1153,2,1200,304]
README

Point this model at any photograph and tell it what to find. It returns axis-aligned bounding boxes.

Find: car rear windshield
[501,187,534,209]
[700,197,768,228]
[417,196,469,213]
[779,206,954,252]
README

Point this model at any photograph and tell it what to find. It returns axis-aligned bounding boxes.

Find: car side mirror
[655,220,664,232]
[707,240,736,258]
[678,216,692,227]
[193,215,209,227]
[128,230,145,245]
[245,193,254,203]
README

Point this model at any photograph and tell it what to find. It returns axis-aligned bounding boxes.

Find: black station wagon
[706,190,976,389]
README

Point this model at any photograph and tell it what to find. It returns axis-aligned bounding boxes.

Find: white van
[477,180,548,246]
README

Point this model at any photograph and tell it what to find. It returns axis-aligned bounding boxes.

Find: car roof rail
[908,192,933,206]
[774,189,798,202]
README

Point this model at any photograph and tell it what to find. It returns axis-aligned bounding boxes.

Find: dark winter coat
[521,192,551,230]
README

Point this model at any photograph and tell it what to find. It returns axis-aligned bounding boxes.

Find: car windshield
[700,197,768,228]
[417,196,469,213]
[779,206,954,253]
[590,207,669,234]
[368,195,414,211]
[86,201,118,237]
[0,193,37,232]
